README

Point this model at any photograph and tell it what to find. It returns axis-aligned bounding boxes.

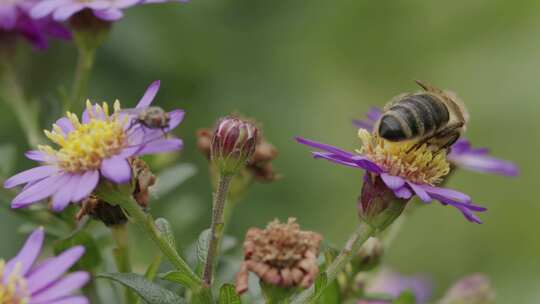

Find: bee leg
[409,122,464,152]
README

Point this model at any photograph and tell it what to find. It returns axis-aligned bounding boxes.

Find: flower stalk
[69,45,96,111]
[111,224,137,304]
[95,185,202,289]
[202,173,233,286]
[290,222,375,304]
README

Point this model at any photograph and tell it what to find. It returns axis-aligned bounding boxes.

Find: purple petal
[52,3,85,21]
[381,173,405,190]
[39,296,89,304]
[312,152,362,169]
[30,0,69,19]
[407,182,432,203]
[4,166,58,189]
[100,156,131,184]
[4,228,44,283]
[93,8,123,20]
[422,185,471,204]
[394,187,413,199]
[136,80,160,109]
[55,117,74,134]
[30,271,90,303]
[51,174,77,211]
[295,137,355,157]
[352,120,375,131]
[448,152,519,177]
[25,150,49,162]
[11,173,67,208]
[26,246,85,294]
[0,5,17,29]
[135,138,183,156]
[71,170,99,202]
[164,109,185,132]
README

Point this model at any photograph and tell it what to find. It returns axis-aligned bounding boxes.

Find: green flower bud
[358,174,408,231]
[211,116,258,175]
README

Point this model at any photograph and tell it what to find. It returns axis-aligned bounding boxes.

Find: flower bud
[211,116,258,175]
[439,274,495,304]
[358,174,408,231]
[76,195,128,226]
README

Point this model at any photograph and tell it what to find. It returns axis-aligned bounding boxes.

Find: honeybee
[374,80,468,150]
[123,106,171,130]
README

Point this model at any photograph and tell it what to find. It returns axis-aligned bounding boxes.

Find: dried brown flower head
[235,218,323,294]
[196,127,279,182]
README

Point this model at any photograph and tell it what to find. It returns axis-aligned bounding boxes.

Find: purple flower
[3,80,185,211]
[31,0,189,22]
[358,269,432,304]
[0,227,89,303]
[296,128,487,223]
[439,274,495,304]
[353,107,518,177]
[0,0,70,49]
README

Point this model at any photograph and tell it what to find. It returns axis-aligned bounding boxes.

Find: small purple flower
[358,269,432,304]
[3,80,185,211]
[31,0,189,22]
[0,227,89,303]
[439,274,495,304]
[353,107,518,177]
[0,0,70,49]
[296,128,487,223]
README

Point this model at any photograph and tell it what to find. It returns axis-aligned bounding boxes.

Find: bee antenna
[414,80,442,93]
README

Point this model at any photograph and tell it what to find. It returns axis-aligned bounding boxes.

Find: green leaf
[159,270,198,289]
[316,278,340,304]
[53,230,102,270]
[0,144,16,176]
[98,272,185,304]
[392,290,416,304]
[219,284,241,304]
[154,164,197,197]
[313,273,328,299]
[155,218,176,248]
[196,229,211,275]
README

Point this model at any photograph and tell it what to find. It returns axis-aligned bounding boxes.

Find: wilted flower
[0,227,89,304]
[197,126,279,182]
[235,218,323,294]
[210,116,259,176]
[358,269,432,304]
[3,80,184,211]
[439,274,495,304]
[0,0,70,50]
[31,0,189,22]
[353,107,518,177]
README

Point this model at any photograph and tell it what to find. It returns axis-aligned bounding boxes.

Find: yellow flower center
[0,261,30,304]
[40,101,128,173]
[358,129,450,185]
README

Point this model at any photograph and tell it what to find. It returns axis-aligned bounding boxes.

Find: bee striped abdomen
[378,94,449,142]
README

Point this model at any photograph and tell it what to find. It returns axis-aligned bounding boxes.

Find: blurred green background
[1,0,539,302]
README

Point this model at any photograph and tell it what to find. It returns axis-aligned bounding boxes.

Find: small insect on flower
[375,80,468,151]
[0,227,89,304]
[3,80,184,211]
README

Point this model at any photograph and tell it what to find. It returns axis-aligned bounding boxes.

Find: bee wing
[119,107,145,116]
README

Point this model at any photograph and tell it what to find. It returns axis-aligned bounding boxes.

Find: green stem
[111,224,137,304]
[69,46,95,111]
[203,174,233,286]
[290,222,375,304]
[83,277,101,304]
[96,187,202,289]
[0,58,42,147]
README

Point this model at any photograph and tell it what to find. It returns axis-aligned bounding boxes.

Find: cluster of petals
[0,228,89,304]
[0,0,70,49]
[3,81,184,211]
[31,0,189,22]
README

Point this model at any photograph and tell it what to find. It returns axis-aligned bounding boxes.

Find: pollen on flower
[358,129,450,185]
[0,260,30,304]
[39,100,128,173]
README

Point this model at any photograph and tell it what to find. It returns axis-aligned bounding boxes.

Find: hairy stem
[69,46,95,111]
[203,174,233,286]
[290,222,375,304]
[0,58,42,147]
[96,188,202,289]
[111,224,137,304]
